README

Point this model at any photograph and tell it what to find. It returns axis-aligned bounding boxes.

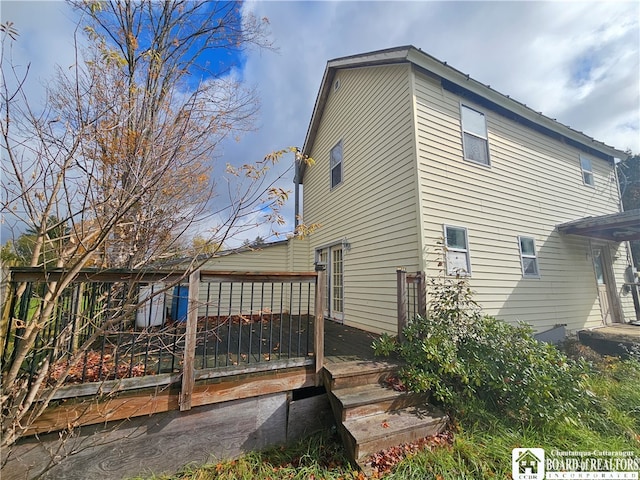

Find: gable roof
[296,45,627,183]
[516,449,542,464]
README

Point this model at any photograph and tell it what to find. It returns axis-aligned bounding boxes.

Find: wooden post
[397,268,407,343]
[314,264,325,385]
[180,270,200,411]
[416,271,427,319]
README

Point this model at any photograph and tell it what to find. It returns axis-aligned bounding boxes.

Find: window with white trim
[518,236,539,277]
[580,155,594,187]
[330,141,343,189]
[444,225,471,275]
[461,105,490,166]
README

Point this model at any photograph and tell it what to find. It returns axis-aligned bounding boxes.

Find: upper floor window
[580,155,594,187]
[518,236,539,278]
[461,104,490,166]
[330,141,343,189]
[444,225,471,275]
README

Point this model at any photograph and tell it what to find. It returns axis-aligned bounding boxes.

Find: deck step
[341,405,448,462]
[322,359,401,392]
[332,383,430,421]
[323,359,448,469]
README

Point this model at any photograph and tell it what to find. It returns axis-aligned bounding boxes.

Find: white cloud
[2,1,82,105]
[3,1,639,244]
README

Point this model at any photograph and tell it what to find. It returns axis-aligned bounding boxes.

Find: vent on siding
[334,79,341,92]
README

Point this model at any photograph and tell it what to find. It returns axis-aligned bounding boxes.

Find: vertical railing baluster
[80,348,89,383]
[143,333,151,375]
[278,282,284,360]
[226,282,233,366]
[248,283,254,364]
[156,330,163,374]
[128,331,136,378]
[417,271,427,318]
[2,281,19,365]
[306,282,311,356]
[288,282,293,358]
[237,282,244,364]
[258,282,265,361]
[297,282,302,356]
[215,282,222,367]
[397,268,408,343]
[201,281,212,369]
[269,283,274,361]
[98,330,107,380]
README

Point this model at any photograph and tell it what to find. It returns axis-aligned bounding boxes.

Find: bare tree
[0,1,309,453]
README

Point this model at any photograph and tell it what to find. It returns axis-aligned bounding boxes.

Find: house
[516,449,542,475]
[207,45,639,336]
[6,46,639,479]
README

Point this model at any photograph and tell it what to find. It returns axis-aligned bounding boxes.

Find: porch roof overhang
[557,209,640,242]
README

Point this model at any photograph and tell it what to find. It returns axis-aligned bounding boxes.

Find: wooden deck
[324,320,380,363]
[18,317,381,441]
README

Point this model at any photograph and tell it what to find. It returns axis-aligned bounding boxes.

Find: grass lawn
[135,343,640,480]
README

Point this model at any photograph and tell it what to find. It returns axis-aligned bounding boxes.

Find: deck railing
[1,268,324,407]
[396,269,427,342]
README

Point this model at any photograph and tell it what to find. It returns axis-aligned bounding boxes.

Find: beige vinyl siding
[303,63,420,334]
[202,242,289,271]
[201,238,311,273]
[196,241,312,318]
[413,67,629,332]
[287,237,312,272]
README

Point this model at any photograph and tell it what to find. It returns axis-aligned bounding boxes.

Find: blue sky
[2,0,639,245]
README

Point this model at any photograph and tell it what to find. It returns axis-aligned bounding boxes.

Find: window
[444,225,471,275]
[461,105,490,165]
[580,155,594,186]
[593,249,605,285]
[330,141,343,189]
[518,236,539,277]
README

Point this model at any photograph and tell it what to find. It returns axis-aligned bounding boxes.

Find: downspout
[294,149,301,232]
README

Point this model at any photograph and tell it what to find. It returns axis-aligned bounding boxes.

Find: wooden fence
[2,267,325,411]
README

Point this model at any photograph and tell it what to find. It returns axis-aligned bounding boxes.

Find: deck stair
[322,360,448,468]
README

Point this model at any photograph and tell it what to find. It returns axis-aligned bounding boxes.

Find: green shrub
[375,271,595,424]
